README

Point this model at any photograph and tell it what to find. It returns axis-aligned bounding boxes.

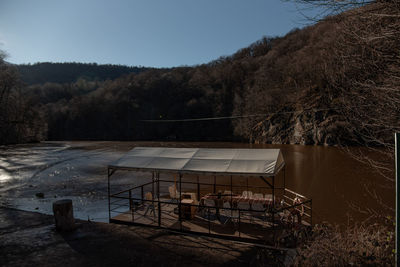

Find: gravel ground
[0,207,291,266]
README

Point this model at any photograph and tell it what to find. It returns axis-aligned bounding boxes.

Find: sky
[0,0,313,68]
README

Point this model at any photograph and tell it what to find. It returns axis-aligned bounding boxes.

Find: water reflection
[0,171,10,182]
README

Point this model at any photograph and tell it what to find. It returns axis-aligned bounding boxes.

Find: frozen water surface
[0,141,148,222]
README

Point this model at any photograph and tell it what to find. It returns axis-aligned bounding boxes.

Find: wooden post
[395,133,400,266]
[53,199,75,231]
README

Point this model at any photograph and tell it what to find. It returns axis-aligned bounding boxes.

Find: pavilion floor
[110,197,309,245]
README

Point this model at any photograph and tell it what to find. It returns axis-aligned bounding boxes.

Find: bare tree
[0,50,46,144]
[286,0,400,180]
[284,1,399,263]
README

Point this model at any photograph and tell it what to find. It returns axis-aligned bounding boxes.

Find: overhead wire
[140,105,371,123]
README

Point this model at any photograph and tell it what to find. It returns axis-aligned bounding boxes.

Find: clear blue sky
[0,0,312,68]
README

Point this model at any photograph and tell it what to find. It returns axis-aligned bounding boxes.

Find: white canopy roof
[109,147,285,176]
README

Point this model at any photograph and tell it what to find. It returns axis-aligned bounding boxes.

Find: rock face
[249,92,359,146]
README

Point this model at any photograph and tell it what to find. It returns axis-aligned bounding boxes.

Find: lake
[0,141,394,225]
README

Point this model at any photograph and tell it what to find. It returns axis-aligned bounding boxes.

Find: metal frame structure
[107,159,312,245]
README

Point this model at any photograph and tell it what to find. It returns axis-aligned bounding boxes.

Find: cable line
[141,105,370,123]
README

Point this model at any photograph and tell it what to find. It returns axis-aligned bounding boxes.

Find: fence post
[238,210,241,237]
[395,133,399,266]
[108,169,111,222]
[129,189,133,222]
[310,199,313,226]
[141,186,144,204]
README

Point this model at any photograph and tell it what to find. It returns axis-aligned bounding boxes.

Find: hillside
[244,1,400,147]
[3,1,399,145]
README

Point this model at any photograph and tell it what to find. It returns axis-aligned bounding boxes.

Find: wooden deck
[110,197,309,244]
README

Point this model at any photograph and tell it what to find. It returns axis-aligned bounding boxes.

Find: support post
[395,133,400,266]
[238,210,241,237]
[283,166,286,189]
[272,210,275,243]
[197,175,200,201]
[213,175,216,193]
[107,168,111,222]
[157,172,161,226]
[129,189,133,222]
[179,173,182,230]
[152,172,155,200]
[272,176,275,207]
[230,175,233,207]
[208,207,211,234]
[310,199,313,226]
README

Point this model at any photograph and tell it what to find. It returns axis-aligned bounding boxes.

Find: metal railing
[108,179,312,245]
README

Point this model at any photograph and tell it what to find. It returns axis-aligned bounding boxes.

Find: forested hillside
[1,1,399,146]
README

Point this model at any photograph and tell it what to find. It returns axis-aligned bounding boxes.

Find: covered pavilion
[107,147,312,245]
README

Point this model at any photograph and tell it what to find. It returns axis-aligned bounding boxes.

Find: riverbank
[0,207,293,266]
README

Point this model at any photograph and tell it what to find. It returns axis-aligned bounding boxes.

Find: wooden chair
[251,201,266,221]
[242,191,253,198]
[202,198,216,219]
[237,201,251,221]
[220,201,239,226]
[168,185,179,203]
[144,192,156,220]
[253,193,264,199]
[223,190,232,196]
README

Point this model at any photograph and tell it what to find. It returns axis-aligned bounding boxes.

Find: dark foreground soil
[0,207,293,266]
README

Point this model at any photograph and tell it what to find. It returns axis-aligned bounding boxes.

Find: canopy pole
[174,173,177,191]
[396,132,400,266]
[272,176,275,208]
[107,168,111,222]
[152,172,155,201]
[283,166,286,189]
[230,175,233,216]
[179,172,182,230]
[197,175,200,201]
[157,172,161,226]
[213,175,216,193]
[230,175,233,200]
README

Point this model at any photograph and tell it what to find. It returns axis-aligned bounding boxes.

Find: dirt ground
[0,207,294,266]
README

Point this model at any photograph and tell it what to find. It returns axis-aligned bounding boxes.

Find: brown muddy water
[0,141,394,225]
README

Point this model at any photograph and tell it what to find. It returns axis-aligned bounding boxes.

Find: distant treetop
[17,62,149,85]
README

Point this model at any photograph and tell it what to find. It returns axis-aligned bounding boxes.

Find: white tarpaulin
[109,147,284,176]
